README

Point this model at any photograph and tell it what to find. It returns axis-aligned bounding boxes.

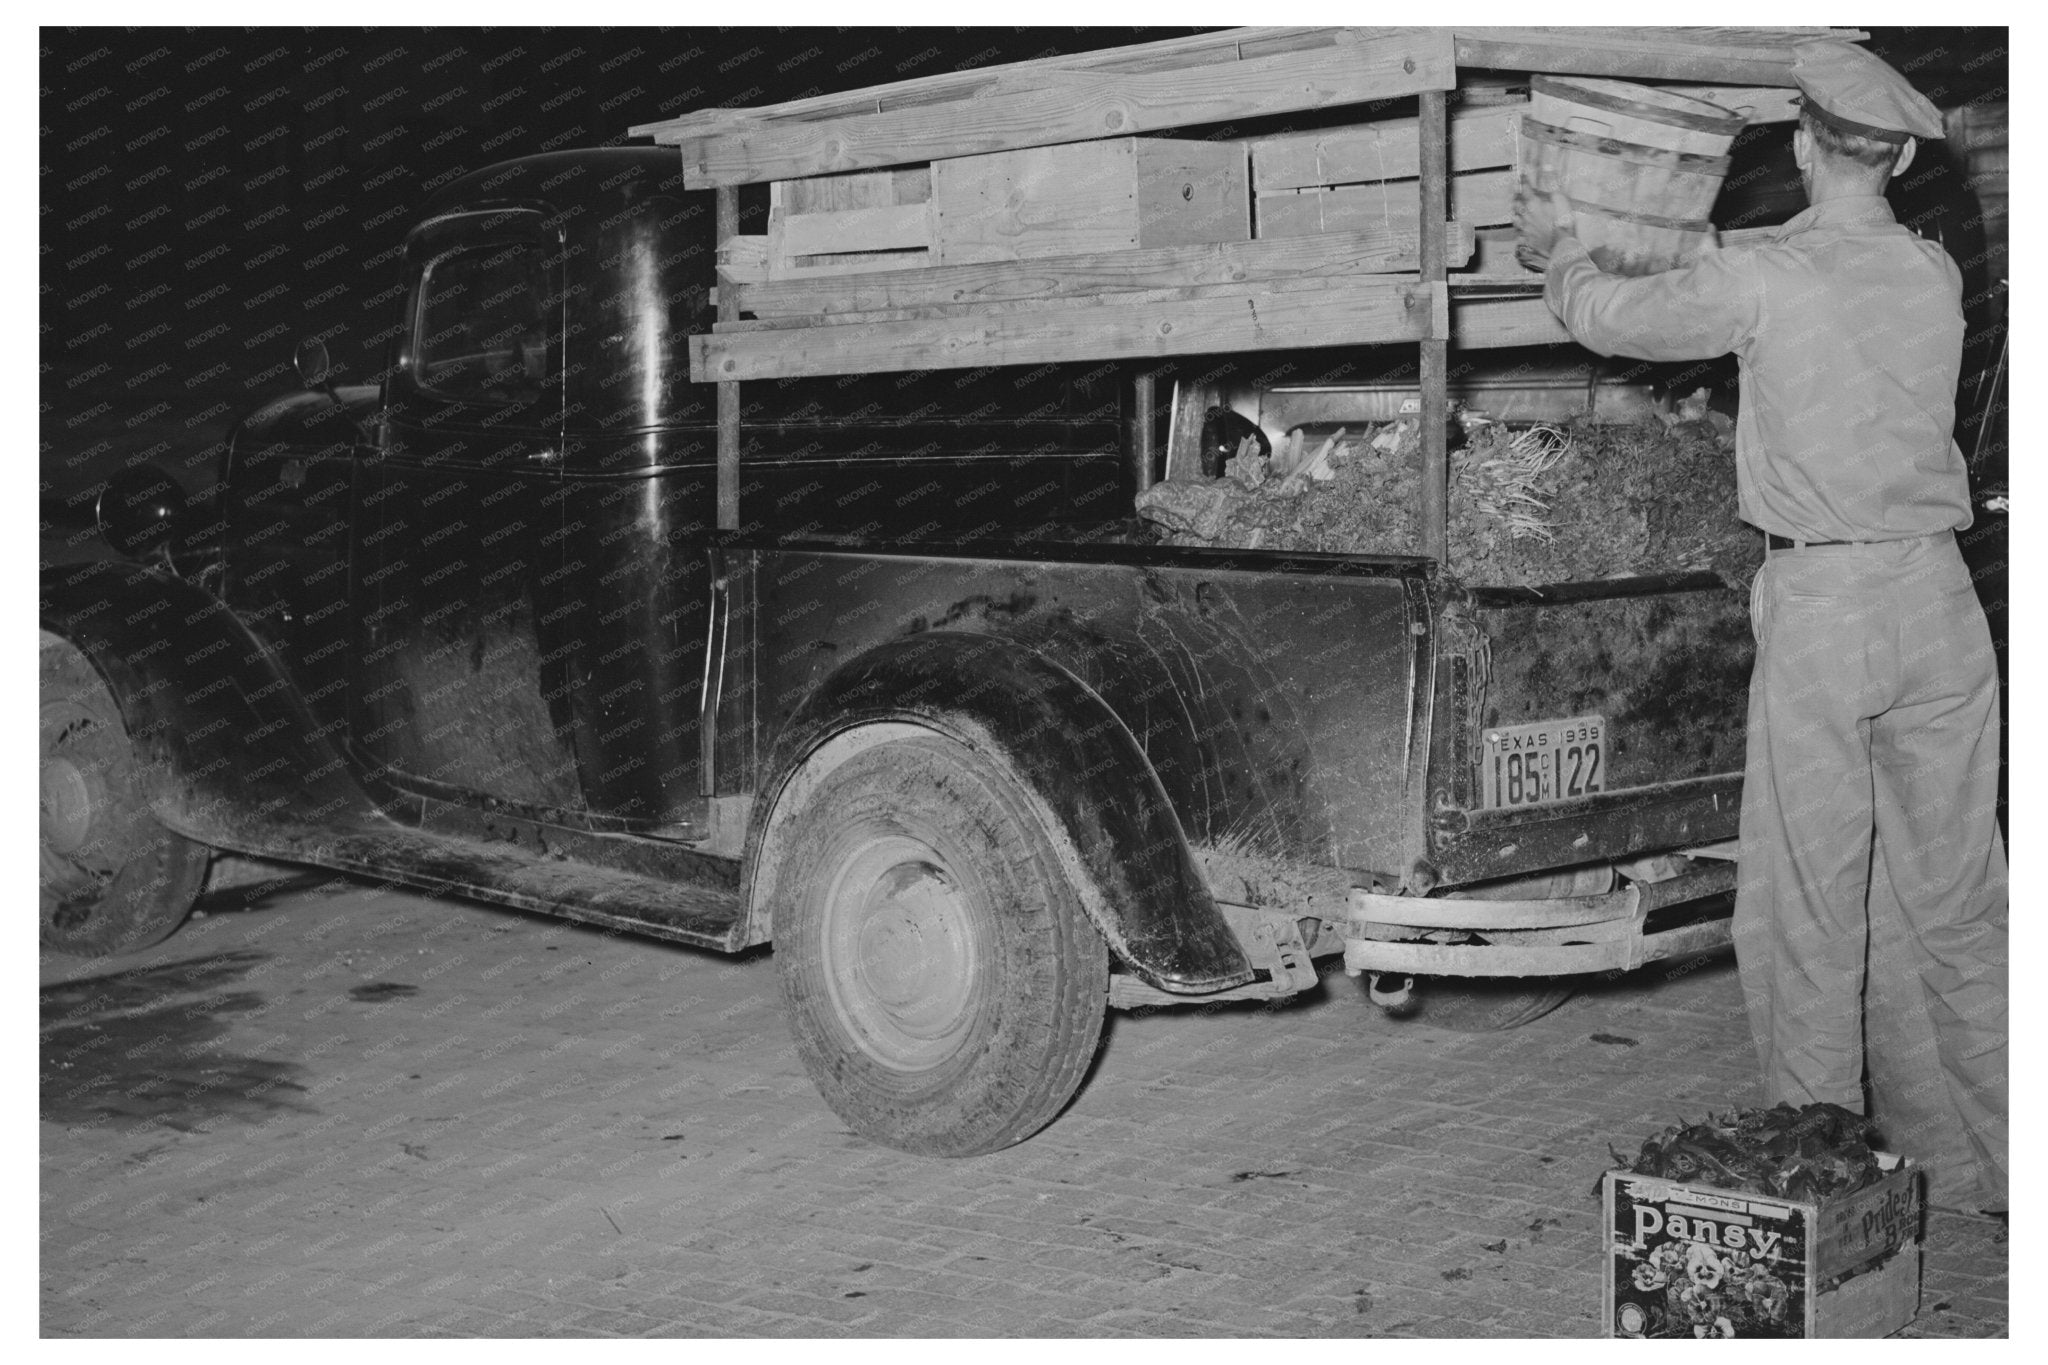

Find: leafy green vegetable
[1613,1102,1886,1200]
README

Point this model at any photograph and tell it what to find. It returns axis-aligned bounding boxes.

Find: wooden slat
[735,224,1476,318]
[637,26,1852,144]
[692,277,1432,382]
[717,271,1419,331]
[776,202,933,258]
[714,188,741,532]
[676,30,1458,189]
[1129,368,1158,494]
[633,27,1357,142]
[1252,102,1527,191]
[781,166,929,212]
[1451,26,1861,86]
[1419,89,1449,564]
[1163,378,1213,483]
[1450,295,1572,349]
[1257,168,1517,237]
[771,248,933,279]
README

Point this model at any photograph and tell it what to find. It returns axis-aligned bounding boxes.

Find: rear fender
[744,632,1254,994]
[40,560,367,848]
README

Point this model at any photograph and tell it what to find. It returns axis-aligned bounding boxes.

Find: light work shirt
[1543,196,1972,542]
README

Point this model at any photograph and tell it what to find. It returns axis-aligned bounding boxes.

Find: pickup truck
[41,144,1751,1156]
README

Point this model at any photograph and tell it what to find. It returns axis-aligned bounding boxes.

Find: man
[1514,40,2007,1215]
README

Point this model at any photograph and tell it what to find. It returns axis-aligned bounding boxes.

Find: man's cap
[1792,40,1944,144]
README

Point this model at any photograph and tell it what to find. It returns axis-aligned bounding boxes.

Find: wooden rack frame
[632,25,1858,542]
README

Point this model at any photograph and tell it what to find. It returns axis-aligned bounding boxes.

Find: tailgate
[1427,572,1752,885]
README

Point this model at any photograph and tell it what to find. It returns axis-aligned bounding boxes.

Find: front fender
[40,560,368,848]
[745,631,1254,994]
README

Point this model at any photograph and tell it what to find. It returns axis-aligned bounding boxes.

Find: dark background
[42,28,1210,514]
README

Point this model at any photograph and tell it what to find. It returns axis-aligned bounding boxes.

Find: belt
[1764,531,1946,552]
[1766,533,1855,551]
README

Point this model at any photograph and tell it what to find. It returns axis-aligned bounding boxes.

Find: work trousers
[1734,531,2007,1208]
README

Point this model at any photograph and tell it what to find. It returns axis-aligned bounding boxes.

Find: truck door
[352,207,582,816]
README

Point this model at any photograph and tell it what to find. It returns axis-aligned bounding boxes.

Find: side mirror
[97,466,187,560]
[294,336,333,390]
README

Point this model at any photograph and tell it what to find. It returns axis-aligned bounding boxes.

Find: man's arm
[1544,234,1763,363]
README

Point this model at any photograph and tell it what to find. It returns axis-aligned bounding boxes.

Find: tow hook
[1367,972,1417,1015]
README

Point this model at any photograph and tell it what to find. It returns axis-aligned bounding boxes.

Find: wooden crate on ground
[1603,1160,1921,1338]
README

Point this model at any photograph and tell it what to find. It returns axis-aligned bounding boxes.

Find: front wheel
[773,732,1108,1156]
[40,633,206,955]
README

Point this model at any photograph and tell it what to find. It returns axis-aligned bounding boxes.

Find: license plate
[1480,715,1606,809]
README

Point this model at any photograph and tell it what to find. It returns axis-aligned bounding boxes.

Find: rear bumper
[1343,856,1735,979]
[1428,774,1744,886]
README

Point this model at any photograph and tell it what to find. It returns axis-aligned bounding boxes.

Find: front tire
[40,633,206,955]
[774,732,1108,1156]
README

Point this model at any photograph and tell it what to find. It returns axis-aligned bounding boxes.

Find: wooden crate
[765,167,934,277]
[930,138,1249,265]
[1251,101,1527,190]
[1603,1160,1921,1339]
[1252,101,1523,240]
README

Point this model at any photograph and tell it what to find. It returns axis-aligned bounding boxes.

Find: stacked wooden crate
[738,138,1254,282]
[642,28,1466,383]
[1250,102,1525,241]
[634,25,1857,384]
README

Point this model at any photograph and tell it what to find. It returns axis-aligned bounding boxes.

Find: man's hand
[1512,187,1575,273]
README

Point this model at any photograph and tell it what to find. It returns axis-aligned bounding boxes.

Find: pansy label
[1608,1177,1807,1338]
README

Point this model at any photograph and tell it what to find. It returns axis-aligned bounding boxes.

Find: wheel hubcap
[40,702,108,856]
[825,835,980,1071]
[42,757,96,852]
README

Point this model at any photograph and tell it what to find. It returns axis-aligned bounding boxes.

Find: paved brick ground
[40,873,2006,1338]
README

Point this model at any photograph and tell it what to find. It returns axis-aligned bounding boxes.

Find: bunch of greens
[1135,415,1763,590]
[1612,1102,1887,1202]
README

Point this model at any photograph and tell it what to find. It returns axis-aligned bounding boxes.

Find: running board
[164,814,748,952]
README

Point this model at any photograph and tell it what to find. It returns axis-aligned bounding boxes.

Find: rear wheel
[773,732,1108,1156]
[40,633,206,955]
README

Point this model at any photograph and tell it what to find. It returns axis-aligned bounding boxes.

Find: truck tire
[774,732,1109,1156]
[39,633,207,956]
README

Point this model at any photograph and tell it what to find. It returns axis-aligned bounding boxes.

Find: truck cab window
[413,242,553,403]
